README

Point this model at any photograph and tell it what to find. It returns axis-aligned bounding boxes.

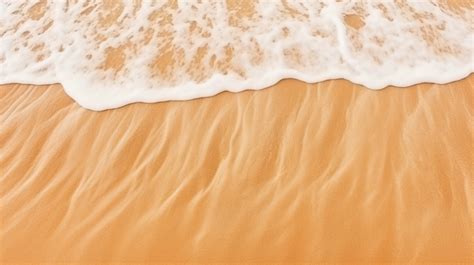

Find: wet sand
[1,76,473,264]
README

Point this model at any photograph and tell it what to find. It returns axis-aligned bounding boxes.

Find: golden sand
[1,76,473,264]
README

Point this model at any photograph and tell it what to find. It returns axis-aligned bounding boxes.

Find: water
[0,0,472,111]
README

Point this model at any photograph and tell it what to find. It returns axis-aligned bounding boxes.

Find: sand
[1,76,473,264]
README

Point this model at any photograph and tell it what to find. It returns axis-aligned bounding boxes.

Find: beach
[1,0,473,263]
[1,77,472,263]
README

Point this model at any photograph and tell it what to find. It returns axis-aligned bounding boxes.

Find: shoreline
[2,72,473,111]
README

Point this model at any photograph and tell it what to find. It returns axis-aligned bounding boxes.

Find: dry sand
[1,76,473,264]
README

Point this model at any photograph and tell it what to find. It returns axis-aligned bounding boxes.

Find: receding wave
[1,0,473,110]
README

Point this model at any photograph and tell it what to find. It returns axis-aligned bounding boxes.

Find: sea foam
[1,1,473,110]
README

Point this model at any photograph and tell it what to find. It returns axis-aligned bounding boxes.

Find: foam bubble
[1,0,473,110]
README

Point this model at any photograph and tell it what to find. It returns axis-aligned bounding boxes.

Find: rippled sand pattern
[1,77,473,263]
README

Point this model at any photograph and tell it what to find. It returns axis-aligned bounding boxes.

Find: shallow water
[1,0,473,110]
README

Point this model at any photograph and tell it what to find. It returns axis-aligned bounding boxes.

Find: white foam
[1,0,473,110]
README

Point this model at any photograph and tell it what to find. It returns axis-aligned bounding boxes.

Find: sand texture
[1,77,473,264]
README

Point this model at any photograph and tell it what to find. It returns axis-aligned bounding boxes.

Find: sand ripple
[1,77,472,263]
